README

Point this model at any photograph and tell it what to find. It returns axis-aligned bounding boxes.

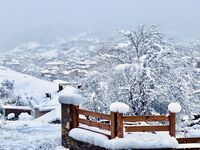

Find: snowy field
[0,119,66,150]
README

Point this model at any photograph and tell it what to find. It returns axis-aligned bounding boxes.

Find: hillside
[0,66,58,106]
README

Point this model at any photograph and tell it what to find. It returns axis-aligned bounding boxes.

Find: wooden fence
[64,104,176,139]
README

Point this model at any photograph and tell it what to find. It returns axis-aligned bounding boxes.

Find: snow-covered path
[0,120,65,150]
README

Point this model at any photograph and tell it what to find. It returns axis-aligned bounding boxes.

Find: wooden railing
[60,102,200,147]
[123,113,175,137]
[63,105,176,139]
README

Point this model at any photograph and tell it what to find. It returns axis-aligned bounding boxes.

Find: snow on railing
[59,96,181,147]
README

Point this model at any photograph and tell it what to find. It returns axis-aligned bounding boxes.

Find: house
[29,85,77,118]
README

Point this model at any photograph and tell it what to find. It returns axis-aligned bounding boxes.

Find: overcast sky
[0,0,200,49]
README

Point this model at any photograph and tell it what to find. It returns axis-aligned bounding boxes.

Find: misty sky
[0,0,200,49]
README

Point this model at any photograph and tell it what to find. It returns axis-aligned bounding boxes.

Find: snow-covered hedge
[168,103,181,113]
[109,102,129,114]
[59,93,83,106]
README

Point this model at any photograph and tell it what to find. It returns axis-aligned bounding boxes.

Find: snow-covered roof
[62,69,88,76]
[1,104,31,110]
[35,107,61,123]
[40,69,51,74]
[35,86,78,111]
[76,60,97,65]
[45,61,64,65]
[6,61,20,65]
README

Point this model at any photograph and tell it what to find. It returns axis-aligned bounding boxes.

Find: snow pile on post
[109,102,129,114]
[168,103,181,113]
[69,128,178,149]
[58,90,83,106]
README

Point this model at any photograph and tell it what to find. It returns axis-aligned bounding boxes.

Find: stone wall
[68,137,107,150]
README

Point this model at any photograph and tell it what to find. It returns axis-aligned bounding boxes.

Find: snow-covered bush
[0,80,24,106]
[0,80,14,98]
[18,113,33,120]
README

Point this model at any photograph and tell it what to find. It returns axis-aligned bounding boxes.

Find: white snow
[25,42,40,49]
[34,86,78,112]
[59,87,83,106]
[45,61,64,65]
[35,107,61,123]
[39,49,58,59]
[184,125,200,137]
[18,113,33,120]
[177,144,200,149]
[1,104,32,110]
[7,113,15,120]
[0,66,58,105]
[115,63,132,70]
[69,128,178,149]
[168,102,182,113]
[0,120,62,150]
[109,102,129,114]
[69,128,109,147]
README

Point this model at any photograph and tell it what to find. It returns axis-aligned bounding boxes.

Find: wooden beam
[177,138,200,144]
[78,118,111,131]
[78,109,111,120]
[169,112,176,137]
[125,125,169,132]
[123,115,169,122]
[111,112,117,139]
[117,113,124,138]
[72,105,79,128]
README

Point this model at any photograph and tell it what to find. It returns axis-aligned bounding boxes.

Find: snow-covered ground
[0,119,66,150]
[0,66,58,105]
[0,66,200,149]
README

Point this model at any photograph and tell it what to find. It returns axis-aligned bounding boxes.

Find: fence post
[168,102,181,137]
[110,102,129,139]
[59,93,83,148]
[117,112,124,138]
[169,112,176,137]
[111,112,117,138]
[60,103,73,147]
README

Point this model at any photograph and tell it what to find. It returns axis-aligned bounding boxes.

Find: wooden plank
[177,138,200,144]
[111,112,117,139]
[125,125,169,132]
[78,127,111,139]
[78,118,111,131]
[78,109,111,120]
[169,112,176,137]
[123,115,169,122]
[117,113,124,138]
[72,105,79,128]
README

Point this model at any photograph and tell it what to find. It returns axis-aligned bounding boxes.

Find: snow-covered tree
[82,25,200,116]
[0,80,24,106]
